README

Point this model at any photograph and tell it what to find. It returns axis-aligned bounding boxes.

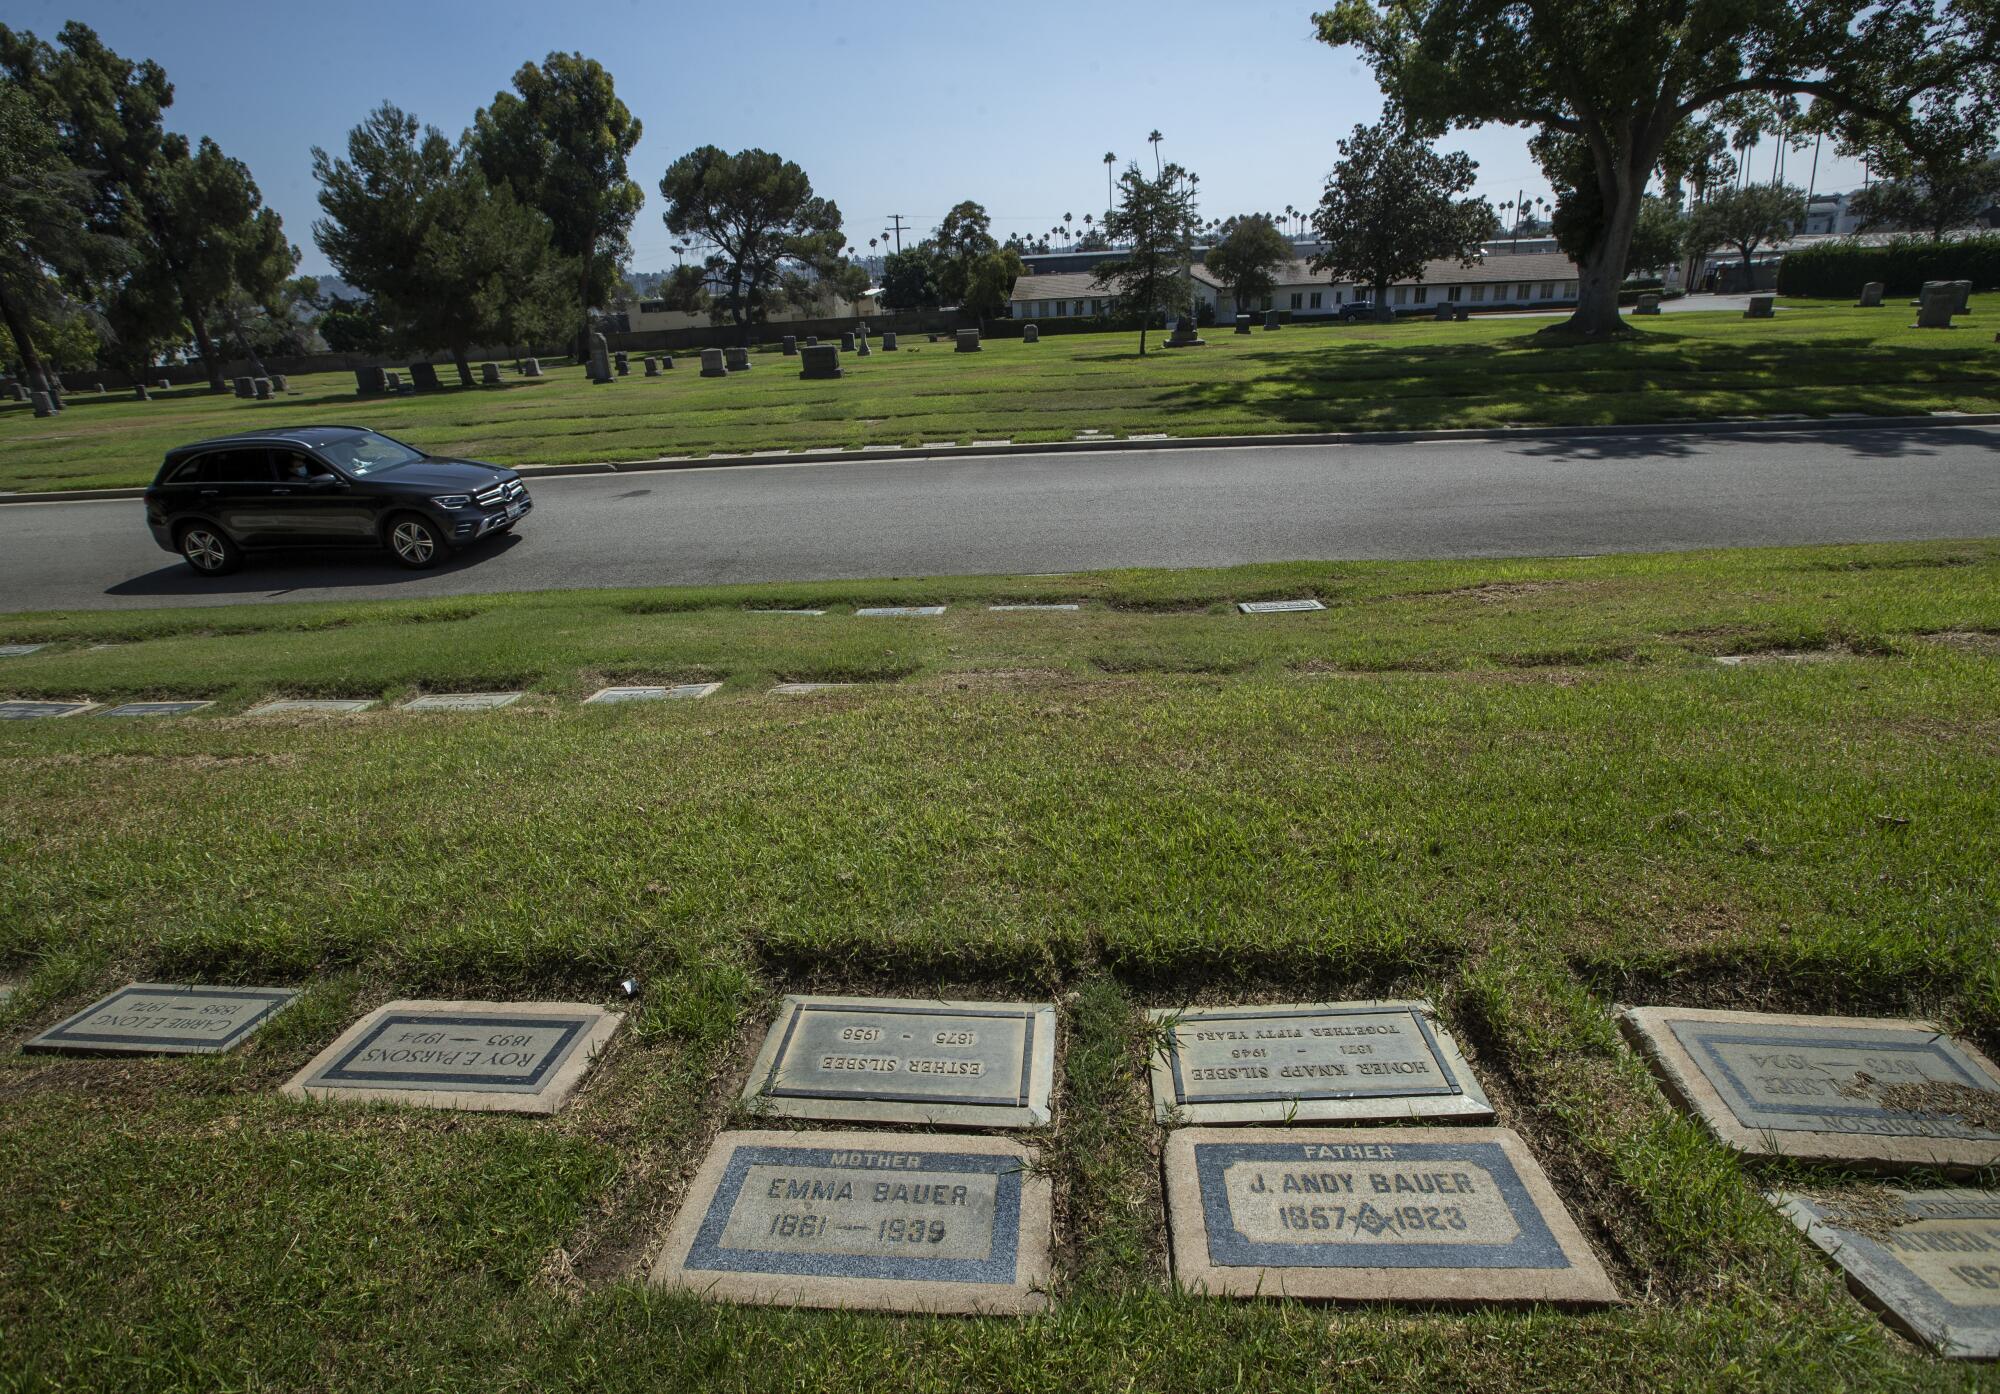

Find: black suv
[1336,300,1379,322]
[144,426,531,575]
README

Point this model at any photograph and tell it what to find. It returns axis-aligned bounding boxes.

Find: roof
[172,425,373,455]
[1014,250,1579,303]
[1007,270,1118,302]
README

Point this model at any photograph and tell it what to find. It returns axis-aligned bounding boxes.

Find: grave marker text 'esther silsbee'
[1620,1006,2000,1169]
[283,1000,622,1114]
[24,983,299,1055]
[742,995,1056,1128]
[1147,1002,1493,1125]
[1164,1127,1620,1305]
[650,1130,1052,1314]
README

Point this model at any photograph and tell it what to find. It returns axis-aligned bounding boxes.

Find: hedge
[1776,233,2000,299]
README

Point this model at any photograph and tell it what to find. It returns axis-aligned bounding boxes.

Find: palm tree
[1063,212,1073,247]
[1103,151,1116,219]
[1148,129,1163,175]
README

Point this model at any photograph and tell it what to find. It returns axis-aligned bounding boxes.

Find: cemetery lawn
[4,298,1998,493]
[4,539,2000,1392]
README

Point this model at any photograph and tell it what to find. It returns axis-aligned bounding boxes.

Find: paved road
[2,423,1996,612]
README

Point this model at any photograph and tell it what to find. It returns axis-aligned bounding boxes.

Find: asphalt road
[2,423,1996,612]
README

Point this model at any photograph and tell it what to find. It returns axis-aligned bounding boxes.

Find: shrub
[1776,233,2000,298]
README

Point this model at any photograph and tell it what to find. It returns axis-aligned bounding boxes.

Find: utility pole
[887,214,907,252]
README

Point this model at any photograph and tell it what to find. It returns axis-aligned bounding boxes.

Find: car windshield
[316,431,425,476]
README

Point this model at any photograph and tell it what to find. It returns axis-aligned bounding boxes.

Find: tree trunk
[1564,158,1646,337]
[1373,277,1392,322]
[183,290,225,391]
[1739,246,1756,292]
[451,347,473,388]
[577,245,595,365]
[0,280,51,396]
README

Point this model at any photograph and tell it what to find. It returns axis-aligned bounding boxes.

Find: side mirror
[308,474,347,489]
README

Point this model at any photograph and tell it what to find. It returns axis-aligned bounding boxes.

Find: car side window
[165,457,205,484]
[203,450,274,484]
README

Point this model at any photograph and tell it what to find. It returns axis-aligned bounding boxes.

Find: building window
[1091,299,1103,315]
[1055,300,1066,316]
[1261,295,1272,311]
[1470,285,1486,302]
[1539,282,1554,299]
[1289,292,1303,309]
[1309,291,1322,309]
[1447,286,1462,302]
[1334,289,1343,303]
[1074,301,1083,316]
[1414,285,1428,303]
[1516,283,1532,300]
[1563,281,1577,297]
[1393,286,1408,305]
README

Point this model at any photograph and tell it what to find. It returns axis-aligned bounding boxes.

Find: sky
[18,0,1873,278]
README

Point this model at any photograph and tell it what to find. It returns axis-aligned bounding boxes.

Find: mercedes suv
[144,426,531,575]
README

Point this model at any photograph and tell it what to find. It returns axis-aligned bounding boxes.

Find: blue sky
[23,0,1870,277]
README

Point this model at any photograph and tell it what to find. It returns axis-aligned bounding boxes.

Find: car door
[267,449,375,546]
[200,448,281,546]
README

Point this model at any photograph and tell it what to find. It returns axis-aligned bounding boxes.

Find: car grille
[474,479,525,508]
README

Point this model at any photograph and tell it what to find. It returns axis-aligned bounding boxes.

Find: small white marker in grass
[856,606,945,617]
[748,609,826,616]
[1238,598,1326,614]
[0,700,94,720]
[400,692,523,711]
[97,700,214,718]
[988,604,1081,612]
[769,682,854,695]
[244,699,377,716]
[0,644,46,658]
[584,683,720,704]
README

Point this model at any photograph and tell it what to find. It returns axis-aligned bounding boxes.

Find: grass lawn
[4,299,1997,494]
[3,541,1999,1391]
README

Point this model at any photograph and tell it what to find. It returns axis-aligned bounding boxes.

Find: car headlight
[432,494,471,509]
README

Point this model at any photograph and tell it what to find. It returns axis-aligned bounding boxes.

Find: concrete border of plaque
[399,692,524,712]
[1147,1001,1493,1125]
[23,982,299,1055]
[97,700,214,719]
[0,644,47,657]
[1620,1006,2000,1169]
[855,606,946,618]
[244,699,378,716]
[0,700,96,720]
[988,604,1082,612]
[650,1129,1053,1314]
[282,999,623,1114]
[742,994,1057,1129]
[1773,1188,2000,1359]
[583,683,722,704]
[769,682,853,695]
[1163,1126,1620,1305]
[1239,599,1325,614]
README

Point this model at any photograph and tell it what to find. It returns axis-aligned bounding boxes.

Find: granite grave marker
[400,692,523,712]
[1239,599,1325,614]
[0,701,93,720]
[97,701,214,719]
[856,606,946,617]
[0,643,47,657]
[583,682,722,704]
[245,699,377,716]
[25,982,298,1056]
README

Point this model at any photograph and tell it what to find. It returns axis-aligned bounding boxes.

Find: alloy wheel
[392,520,435,565]
[183,529,227,572]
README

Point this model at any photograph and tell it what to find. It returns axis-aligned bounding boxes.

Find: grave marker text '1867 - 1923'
[1147,1002,1493,1125]
[1620,1006,2000,1169]
[24,983,299,1055]
[743,995,1056,1128]
[650,1130,1052,1314]
[283,1000,623,1114]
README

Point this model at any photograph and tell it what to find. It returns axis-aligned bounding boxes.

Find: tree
[961,247,1024,327]
[472,52,642,356]
[1093,162,1201,355]
[659,146,846,338]
[1206,215,1294,318]
[932,200,998,306]
[1848,155,2000,240]
[1308,122,1491,321]
[1685,183,1806,289]
[1317,0,2000,337]
[881,244,940,309]
[1624,196,1689,277]
[315,291,390,354]
[0,72,114,395]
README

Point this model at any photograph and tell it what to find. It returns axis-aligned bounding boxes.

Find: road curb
[6,412,1998,505]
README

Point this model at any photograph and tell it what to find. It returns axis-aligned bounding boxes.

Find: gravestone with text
[407,362,440,392]
[1620,1006,2000,1169]
[1164,1127,1619,1304]
[0,701,93,720]
[1240,599,1325,614]
[245,699,377,716]
[25,982,298,1056]
[783,336,798,356]
[1235,314,1252,334]
[98,701,214,719]
[650,1130,1051,1314]
[401,692,523,712]
[1744,294,1775,319]
[283,999,623,1114]
[1858,281,1885,308]
[742,994,1056,1128]
[1148,1002,1492,1125]
[1773,1188,2000,1359]
[615,351,630,376]
[644,356,659,377]
[482,362,502,385]
[583,683,722,704]
[0,644,46,658]
[1916,283,1958,329]
[701,348,730,378]
[1022,324,1039,343]
[882,332,898,350]
[799,345,842,380]
[856,606,946,617]
[955,329,981,353]
[841,332,857,352]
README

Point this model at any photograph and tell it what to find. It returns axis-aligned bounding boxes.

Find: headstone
[270,374,288,393]
[841,332,857,352]
[1744,294,1775,319]
[524,358,543,378]
[643,357,659,377]
[882,332,898,350]
[1023,324,1040,344]
[157,378,170,391]
[769,682,852,694]
[1951,279,1973,313]
[1235,314,1252,334]
[95,381,105,393]
[987,604,1080,612]
[233,376,255,399]
[1773,1189,2000,1359]
[955,329,981,353]
[659,354,675,370]
[741,994,1056,1128]
[0,643,47,657]
[0,701,93,720]
[1917,283,1959,329]
[1166,315,1205,348]
[355,366,387,395]
[245,699,378,716]
[97,701,215,719]
[590,333,612,384]
[1147,1002,1493,1125]
[856,336,871,357]
[401,692,523,712]
[856,606,946,617]
[649,1130,1052,1314]
[799,344,842,380]
[1635,294,1662,315]
[407,361,441,392]
[253,377,273,400]
[1453,306,1470,321]
[481,362,502,385]
[1858,282,1885,308]
[1264,311,1281,330]
[614,350,630,376]
[31,390,52,418]
[750,609,828,616]
[133,384,149,401]
[1434,302,1455,321]
[725,346,752,373]
[783,336,798,356]
[583,683,722,704]
[384,371,403,391]
[1239,598,1326,614]
[1620,1006,2000,1168]
[808,336,819,346]
[1164,1127,1620,1305]
[7,382,24,401]
[700,348,730,377]
[282,999,624,1115]
[24,982,299,1056]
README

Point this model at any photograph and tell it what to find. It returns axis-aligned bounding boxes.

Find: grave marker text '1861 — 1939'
[743,995,1056,1128]
[282,1000,622,1114]
[1147,1002,1492,1125]
[24,983,299,1055]
[1164,1127,1620,1305]
[1620,1006,2000,1169]
[650,1130,1052,1314]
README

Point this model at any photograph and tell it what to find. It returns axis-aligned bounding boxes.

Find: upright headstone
[1166,315,1205,348]
[658,354,674,370]
[270,374,288,393]
[955,328,981,353]
[481,362,502,385]
[700,347,730,378]
[841,331,857,351]
[31,391,53,418]
[1635,293,1662,315]
[1744,294,1776,319]
[1858,282,1885,308]
[408,361,441,392]
[133,384,149,401]
[233,376,255,399]
[724,346,752,373]
[615,351,630,376]
[1951,279,1973,313]
[1264,311,1281,330]
[524,358,543,377]
[157,378,170,390]
[1453,305,1471,321]
[782,335,798,356]
[807,336,819,346]
[882,331,898,350]
[1235,314,1252,334]
[356,365,387,395]
[95,381,106,393]
[24,983,299,1056]
[590,333,612,384]
[253,377,274,400]
[8,382,24,401]
[1023,323,1040,343]
[385,371,403,391]
[1434,301,1454,321]
[799,344,843,380]
[1916,283,1958,329]
[855,336,871,357]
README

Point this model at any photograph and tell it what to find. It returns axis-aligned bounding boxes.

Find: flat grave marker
[750,609,827,616]
[1164,1126,1620,1305]
[244,699,377,716]
[650,1129,1051,1315]
[743,994,1056,1129]
[1773,1188,2000,1359]
[283,999,622,1115]
[1239,599,1326,614]
[988,604,1081,612]
[1147,1001,1493,1125]
[97,701,214,719]
[0,644,46,658]
[400,692,523,712]
[0,701,94,720]
[1620,1006,2000,1169]
[584,683,722,705]
[769,682,853,695]
[855,606,946,618]
[24,982,298,1056]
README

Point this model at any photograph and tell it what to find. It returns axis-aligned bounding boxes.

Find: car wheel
[178,523,242,576]
[386,513,449,570]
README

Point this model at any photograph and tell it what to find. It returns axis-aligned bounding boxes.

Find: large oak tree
[658,146,847,339]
